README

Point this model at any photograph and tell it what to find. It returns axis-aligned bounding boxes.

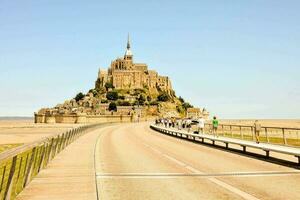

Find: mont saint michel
[35,36,208,124]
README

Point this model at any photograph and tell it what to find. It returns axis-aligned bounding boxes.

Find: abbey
[97,36,172,92]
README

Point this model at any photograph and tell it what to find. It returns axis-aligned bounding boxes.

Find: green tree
[150,101,159,106]
[108,102,117,111]
[179,96,185,103]
[182,102,193,110]
[117,101,131,106]
[137,94,146,105]
[95,78,102,90]
[147,95,152,102]
[101,99,108,103]
[157,92,170,102]
[104,82,114,91]
[176,105,185,114]
[106,91,119,100]
[75,92,85,102]
[89,89,98,97]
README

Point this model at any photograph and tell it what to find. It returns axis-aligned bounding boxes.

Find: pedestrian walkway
[151,124,300,165]
[16,126,111,200]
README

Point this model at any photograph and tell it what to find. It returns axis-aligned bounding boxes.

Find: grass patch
[0,144,22,154]
[0,145,51,199]
[220,133,300,147]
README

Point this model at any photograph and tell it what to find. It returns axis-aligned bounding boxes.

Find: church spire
[124,34,133,58]
[127,34,131,50]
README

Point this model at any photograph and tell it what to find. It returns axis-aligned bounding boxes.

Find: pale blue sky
[0,0,299,118]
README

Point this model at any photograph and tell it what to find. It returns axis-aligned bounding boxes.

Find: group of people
[155,118,192,130]
[156,116,214,134]
[155,117,262,144]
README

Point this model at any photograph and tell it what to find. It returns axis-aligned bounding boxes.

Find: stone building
[186,108,210,120]
[97,36,172,92]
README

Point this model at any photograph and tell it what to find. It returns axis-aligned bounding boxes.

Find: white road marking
[162,153,187,167]
[141,142,260,200]
[96,171,300,178]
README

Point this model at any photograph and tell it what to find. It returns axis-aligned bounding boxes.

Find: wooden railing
[157,122,300,147]
[0,123,105,200]
[200,123,300,146]
[150,124,300,165]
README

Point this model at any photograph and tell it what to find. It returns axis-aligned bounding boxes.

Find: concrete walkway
[16,125,114,200]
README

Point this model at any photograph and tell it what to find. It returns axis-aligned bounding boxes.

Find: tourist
[186,118,192,132]
[198,116,205,134]
[169,118,172,128]
[172,118,176,128]
[212,116,219,137]
[177,118,182,130]
[254,120,261,144]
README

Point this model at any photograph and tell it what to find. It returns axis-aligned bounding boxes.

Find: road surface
[95,123,300,200]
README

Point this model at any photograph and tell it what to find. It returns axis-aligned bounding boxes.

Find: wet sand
[0,119,80,144]
[220,119,300,128]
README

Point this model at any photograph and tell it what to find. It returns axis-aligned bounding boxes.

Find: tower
[124,34,133,61]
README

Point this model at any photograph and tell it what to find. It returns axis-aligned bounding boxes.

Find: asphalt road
[95,123,300,200]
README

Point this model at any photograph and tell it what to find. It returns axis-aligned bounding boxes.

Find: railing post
[32,147,41,175]
[4,155,17,200]
[21,153,29,187]
[251,126,254,141]
[47,138,55,162]
[282,128,287,145]
[222,125,224,136]
[265,128,269,143]
[57,134,63,153]
[38,145,46,173]
[54,136,60,156]
[240,126,243,139]
[0,165,6,192]
[230,125,233,138]
[16,156,23,183]
[23,147,37,187]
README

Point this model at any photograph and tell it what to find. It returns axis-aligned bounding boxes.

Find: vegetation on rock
[106,91,119,100]
[108,102,117,111]
[75,92,85,102]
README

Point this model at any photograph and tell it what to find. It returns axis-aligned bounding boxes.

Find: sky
[0,0,299,119]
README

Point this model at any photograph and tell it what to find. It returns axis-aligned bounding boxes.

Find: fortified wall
[34,113,151,124]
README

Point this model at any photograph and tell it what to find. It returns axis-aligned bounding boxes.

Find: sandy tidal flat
[219,119,300,128]
[0,119,80,145]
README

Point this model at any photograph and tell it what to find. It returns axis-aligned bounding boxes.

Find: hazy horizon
[1,1,299,118]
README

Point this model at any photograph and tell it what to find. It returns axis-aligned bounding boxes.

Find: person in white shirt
[198,117,205,134]
[177,119,182,130]
[186,118,192,132]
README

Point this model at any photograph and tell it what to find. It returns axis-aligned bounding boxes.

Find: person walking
[212,116,219,137]
[254,120,261,144]
[177,118,182,130]
[186,118,192,132]
[198,117,205,134]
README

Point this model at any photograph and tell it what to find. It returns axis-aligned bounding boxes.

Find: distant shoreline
[0,116,34,121]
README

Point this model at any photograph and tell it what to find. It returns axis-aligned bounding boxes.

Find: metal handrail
[205,123,300,131]
[150,124,300,165]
